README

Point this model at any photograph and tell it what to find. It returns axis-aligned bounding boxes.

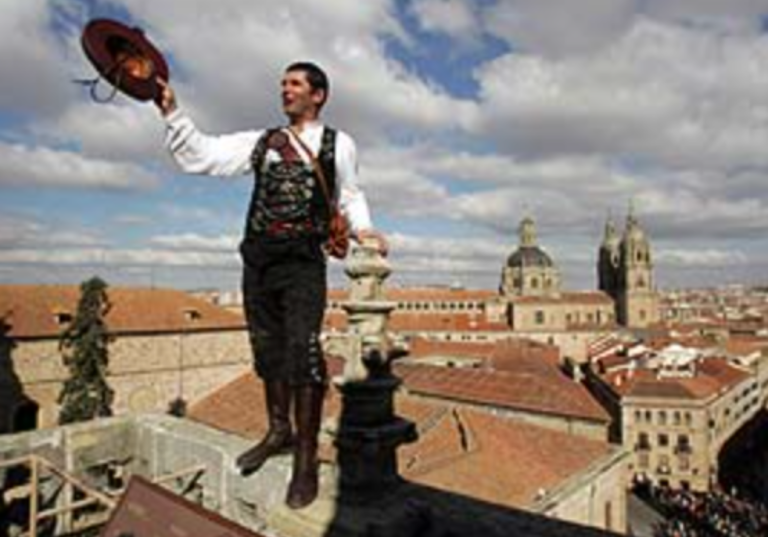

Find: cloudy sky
[1,0,767,291]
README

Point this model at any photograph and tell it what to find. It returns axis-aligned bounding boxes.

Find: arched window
[531,277,539,289]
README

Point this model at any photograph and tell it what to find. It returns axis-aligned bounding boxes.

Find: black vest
[244,127,337,242]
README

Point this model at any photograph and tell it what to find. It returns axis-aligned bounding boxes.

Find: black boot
[286,384,325,509]
[237,380,293,476]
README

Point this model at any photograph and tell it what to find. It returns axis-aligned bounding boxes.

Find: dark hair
[286,61,329,106]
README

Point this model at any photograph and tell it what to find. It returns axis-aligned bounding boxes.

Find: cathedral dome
[507,246,554,268]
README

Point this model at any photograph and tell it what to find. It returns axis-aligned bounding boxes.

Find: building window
[604,502,612,531]
[635,410,642,423]
[183,309,201,322]
[645,410,652,423]
[659,455,670,474]
[673,411,681,426]
[637,432,650,450]
[684,412,692,426]
[658,411,667,426]
[54,311,73,325]
[535,311,545,325]
[658,434,669,447]
[531,277,539,289]
[676,435,691,454]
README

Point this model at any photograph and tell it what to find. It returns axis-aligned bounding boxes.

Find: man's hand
[354,229,389,257]
[155,77,177,116]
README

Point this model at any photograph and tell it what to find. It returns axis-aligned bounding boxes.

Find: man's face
[281,70,324,120]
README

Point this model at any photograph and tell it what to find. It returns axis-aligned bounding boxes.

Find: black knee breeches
[241,239,327,386]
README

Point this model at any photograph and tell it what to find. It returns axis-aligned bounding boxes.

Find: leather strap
[286,127,335,219]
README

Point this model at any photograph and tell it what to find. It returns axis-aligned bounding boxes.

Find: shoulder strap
[287,127,338,215]
[319,127,336,195]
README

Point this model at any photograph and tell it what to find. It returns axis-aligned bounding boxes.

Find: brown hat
[81,18,169,102]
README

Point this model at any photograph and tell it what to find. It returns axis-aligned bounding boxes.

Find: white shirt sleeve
[335,131,373,233]
[163,109,264,177]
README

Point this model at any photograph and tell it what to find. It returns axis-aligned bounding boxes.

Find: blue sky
[2,0,768,291]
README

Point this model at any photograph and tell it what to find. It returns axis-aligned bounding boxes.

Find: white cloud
[483,0,635,57]
[471,17,768,172]
[411,0,482,45]
[150,233,239,251]
[0,215,106,249]
[0,248,239,268]
[96,0,474,141]
[656,248,749,267]
[642,0,768,33]
[0,0,79,117]
[36,102,167,163]
[0,142,160,190]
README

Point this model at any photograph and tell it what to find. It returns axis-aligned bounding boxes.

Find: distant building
[598,208,660,328]
[0,285,250,433]
[587,337,768,491]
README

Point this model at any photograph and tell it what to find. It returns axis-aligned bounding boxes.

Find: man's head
[282,62,329,122]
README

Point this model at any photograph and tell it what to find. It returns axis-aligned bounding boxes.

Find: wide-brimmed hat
[81,18,169,102]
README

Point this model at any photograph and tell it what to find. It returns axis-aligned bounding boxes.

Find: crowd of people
[650,484,768,536]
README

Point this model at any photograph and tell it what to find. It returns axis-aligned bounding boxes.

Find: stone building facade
[0,285,251,433]
[589,340,768,491]
[598,210,660,328]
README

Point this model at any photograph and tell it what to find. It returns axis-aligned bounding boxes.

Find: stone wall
[536,447,628,533]
[4,330,251,430]
[0,416,621,537]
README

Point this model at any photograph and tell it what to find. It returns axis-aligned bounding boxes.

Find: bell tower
[597,214,620,300]
[616,204,659,328]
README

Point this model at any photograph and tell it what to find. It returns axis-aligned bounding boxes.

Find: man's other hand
[354,229,389,257]
[155,77,177,116]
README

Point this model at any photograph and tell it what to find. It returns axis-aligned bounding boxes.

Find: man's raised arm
[156,78,262,177]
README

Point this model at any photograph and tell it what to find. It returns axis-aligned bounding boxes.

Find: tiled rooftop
[396,363,610,423]
[400,407,614,508]
[327,287,498,302]
[0,284,245,339]
[324,311,510,333]
[601,357,751,400]
[188,372,616,510]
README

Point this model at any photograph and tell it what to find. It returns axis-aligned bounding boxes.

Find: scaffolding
[0,454,206,536]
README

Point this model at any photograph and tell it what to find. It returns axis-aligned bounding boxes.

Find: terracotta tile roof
[401,407,614,508]
[324,311,511,333]
[406,337,560,369]
[188,372,615,510]
[603,358,751,400]
[388,313,509,332]
[327,287,497,302]
[722,337,768,356]
[395,363,610,423]
[0,284,245,339]
[407,338,499,360]
[488,339,561,375]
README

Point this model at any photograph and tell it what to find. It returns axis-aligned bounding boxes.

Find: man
[156,62,385,509]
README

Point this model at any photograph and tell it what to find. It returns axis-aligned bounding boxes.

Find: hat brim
[81,18,169,102]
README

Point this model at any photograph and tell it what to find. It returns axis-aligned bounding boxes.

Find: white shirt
[163,109,373,233]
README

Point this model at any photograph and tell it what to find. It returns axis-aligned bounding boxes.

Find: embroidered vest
[244,127,336,241]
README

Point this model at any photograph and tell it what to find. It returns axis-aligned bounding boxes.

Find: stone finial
[339,238,398,382]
